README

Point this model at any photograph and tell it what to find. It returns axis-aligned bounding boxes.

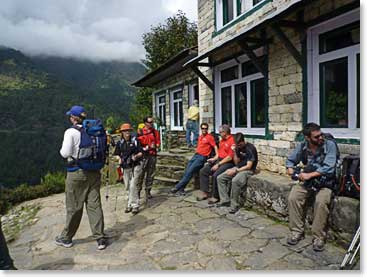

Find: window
[156,93,166,126]
[223,0,234,25]
[170,89,183,130]
[307,10,360,138]
[215,51,266,135]
[238,0,265,15]
[189,82,199,106]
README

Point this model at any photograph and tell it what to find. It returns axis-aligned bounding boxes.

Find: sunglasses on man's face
[313,133,323,139]
[201,128,208,130]
[146,121,153,124]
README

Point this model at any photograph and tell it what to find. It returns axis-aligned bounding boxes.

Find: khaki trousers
[60,170,105,240]
[138,155,157,193]
[217,170,253,209]
[123,163,143,209]
[288,184,332,240]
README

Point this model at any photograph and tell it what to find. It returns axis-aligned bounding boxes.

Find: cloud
[0,0,197,63]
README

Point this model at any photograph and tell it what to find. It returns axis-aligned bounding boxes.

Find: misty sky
[0,0,197,63]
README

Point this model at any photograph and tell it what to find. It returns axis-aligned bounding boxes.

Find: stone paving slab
[6,185,358,270]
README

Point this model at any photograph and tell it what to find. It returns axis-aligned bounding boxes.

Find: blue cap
[66,106,86,117]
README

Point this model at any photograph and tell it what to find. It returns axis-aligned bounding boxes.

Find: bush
[0,172,65,215]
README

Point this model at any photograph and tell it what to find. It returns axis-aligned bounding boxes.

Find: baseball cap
[66,106,87,117]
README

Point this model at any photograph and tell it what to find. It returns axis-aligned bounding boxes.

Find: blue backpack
[67,119,108,172]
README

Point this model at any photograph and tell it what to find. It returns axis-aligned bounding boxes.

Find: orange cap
[120,123,133,132]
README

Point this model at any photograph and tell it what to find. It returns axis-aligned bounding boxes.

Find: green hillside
[0,48,145,187]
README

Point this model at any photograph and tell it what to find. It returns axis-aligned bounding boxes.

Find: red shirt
[218,134,235,159]
[196,134,216,157]
[137,127,160,156]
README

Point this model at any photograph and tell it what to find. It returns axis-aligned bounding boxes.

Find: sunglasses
[146,121,154,124]
[201,128,208,130]
[313,133,323,139]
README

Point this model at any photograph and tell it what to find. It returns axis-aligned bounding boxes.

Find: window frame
[216,0,266,30]
[170,87,184,131]
[214,50,266,135]
[188,81,199,107]
[155,92,166,127]
[307,9,360,139]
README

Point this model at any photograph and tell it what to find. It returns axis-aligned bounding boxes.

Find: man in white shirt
[56,105,107,250]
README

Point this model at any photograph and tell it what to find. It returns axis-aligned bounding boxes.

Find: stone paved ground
[7,185,351,270]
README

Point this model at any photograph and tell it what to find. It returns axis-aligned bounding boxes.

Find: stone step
[157,152,191,166]
[155,164,185,180]
[153,176,179,187]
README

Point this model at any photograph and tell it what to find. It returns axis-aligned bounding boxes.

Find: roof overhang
[184,0,307,67]
[132,47,198,87]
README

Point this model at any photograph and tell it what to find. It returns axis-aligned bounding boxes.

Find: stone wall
[197,0,360,174]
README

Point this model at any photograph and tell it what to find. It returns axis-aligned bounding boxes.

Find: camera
[291,167,302,181]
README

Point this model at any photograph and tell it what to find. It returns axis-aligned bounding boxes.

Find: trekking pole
[105,140,110,201]
[340,226,360,269]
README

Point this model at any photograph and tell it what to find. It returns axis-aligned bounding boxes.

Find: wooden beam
[271,24,303,67]
[191,66,214,91]
[278,20,305,31]
[236,40,266,76]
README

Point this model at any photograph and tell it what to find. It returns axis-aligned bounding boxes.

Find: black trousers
[199,161,234,199]
[0,220,14,270]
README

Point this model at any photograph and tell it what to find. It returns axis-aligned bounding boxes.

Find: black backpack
[338,154,360,199]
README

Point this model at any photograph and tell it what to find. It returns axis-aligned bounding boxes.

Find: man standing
[137,116,160,200]
[186,99,200,147]
[56,105,106,250]
[114,123,144,215]
[170,123,217,196]
[0,219,16,270]
[217,133,258,214]
[197,124,235,204]
[286,123,338,252]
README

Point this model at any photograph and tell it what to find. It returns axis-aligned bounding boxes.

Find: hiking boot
[215,202,230,208]
[207,197,219,204]
[169,187,179,195]
[228,207,239,214]
[132,207,139,215]
[286,233,305,245]
[196,192,208,201]
[55,237,73,248]
[125,207,132,213]
[313,238,325,252]
[97,238,107,250]
[174,190,186,197]
[146,190,153,199]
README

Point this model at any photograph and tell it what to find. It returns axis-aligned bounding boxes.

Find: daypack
[299,133,341,190]
[338,154,360,199]
[68,119,107,171]
[117,136,141,168]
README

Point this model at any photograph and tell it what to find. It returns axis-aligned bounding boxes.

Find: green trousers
[60,170,105,241]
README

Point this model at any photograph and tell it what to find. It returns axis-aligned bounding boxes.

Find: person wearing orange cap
[113,123,144,215]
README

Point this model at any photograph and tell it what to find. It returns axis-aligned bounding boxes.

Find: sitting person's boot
[312,237,325,252]
[207,197,219,204]
[196,191,209,201]
[287,232,305,245]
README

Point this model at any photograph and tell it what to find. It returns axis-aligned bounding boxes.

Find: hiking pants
[0,219,14,270]
[199,161,234,199]
[288,184,332,241]
[139,155,157,193]
[123,163,143,209]
[186,120,199,146]
[217,170,254,209]
[175,154,207,192]
[60,170,105,241]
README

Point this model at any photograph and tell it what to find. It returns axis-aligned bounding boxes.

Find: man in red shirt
[197,124,235,204]
[170,123,218,196]
[137,116,160,199]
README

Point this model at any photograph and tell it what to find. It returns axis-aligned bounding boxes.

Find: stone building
[185,0,360,174]
[133,47,199,149]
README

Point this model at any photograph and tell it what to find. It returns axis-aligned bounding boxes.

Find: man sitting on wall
[186,99,200,148]
[286,122,339,252]
[170,122,217,196]
[217,132,258,214]
[197,124,235,204]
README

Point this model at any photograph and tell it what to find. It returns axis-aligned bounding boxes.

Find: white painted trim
[188,81,199,106]
[307,8,360,139]
[155,93,166,126]
[170,88,184,131]
[214,52,265,135]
